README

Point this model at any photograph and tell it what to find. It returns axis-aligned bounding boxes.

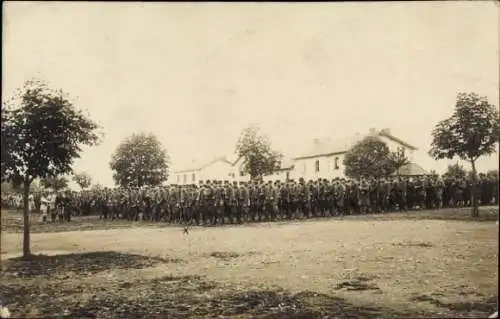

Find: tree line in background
[1,78,499,258]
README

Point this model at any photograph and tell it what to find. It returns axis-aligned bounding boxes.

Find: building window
[334,157,339,170]
[183,174,187,183]
[315,160,320,172]
[192,173,195,182]
[240,171,245,177]
[286,172,290,181]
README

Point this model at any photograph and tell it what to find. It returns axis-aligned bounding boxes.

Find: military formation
[34,174,498,226]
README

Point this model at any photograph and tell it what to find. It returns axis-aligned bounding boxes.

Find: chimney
[381,128,390,135]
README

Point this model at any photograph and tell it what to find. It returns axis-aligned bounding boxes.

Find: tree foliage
[235,124,283,180]
[430,93,499,162]
[73,172,92,190]
[40,176,69,191]
[1,79,101,256]
[343,136,399,179]
[486,169,499,180]
[91,183,104,192]
[429,92,500,216]
[109,132,170,187]
[442,163,467,180]
[388,148,411,175]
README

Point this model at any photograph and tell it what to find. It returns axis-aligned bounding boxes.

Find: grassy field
[1,207,498,318]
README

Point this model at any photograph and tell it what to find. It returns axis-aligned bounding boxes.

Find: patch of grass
[208,251,241,259]
[0,272,433,319]
[411,294,498,314]
[334,275,381,292]
[391,241,434,248]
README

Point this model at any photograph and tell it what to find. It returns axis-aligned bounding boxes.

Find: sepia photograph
[1,2,499,318]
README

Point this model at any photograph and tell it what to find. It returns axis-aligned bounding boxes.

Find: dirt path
[3,217,498,317]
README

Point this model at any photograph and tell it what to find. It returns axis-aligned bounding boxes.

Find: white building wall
[170,170,199,185]
[262,169,292,182]
[171,159,251,185]
[291,136,415,181]
[200,160,236,182]
[292,154,345,181]
[168,135,415,184]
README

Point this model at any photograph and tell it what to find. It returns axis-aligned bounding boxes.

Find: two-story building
[170,156,252,185]
[170,128,422,184]
[291,128,418,180]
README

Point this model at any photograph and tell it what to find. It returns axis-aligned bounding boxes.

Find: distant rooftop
[172,156,232,173]
[294,128,417,160]
[392,163,430,176]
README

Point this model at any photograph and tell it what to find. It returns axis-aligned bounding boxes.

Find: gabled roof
[226,154,242,166]
[294,128,418,160]
[392,163,430,176]
[173,156,232,173]
[378,129,418,152]
[294,134,373,160]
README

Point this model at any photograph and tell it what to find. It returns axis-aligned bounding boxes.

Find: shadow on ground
[2,251,493,318]
[412,294,498,315]
[2,251,183,278]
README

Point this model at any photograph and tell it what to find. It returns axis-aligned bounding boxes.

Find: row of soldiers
[60,174,498,226]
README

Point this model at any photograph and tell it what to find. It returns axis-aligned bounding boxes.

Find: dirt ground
[1,208,498,318]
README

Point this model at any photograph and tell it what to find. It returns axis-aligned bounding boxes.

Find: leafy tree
[110,132,170,187]
[388,148,411,176]
[91,183,104,192]
[429,92,500,217]
[1,79,101,257]
[486,169,499,180]
[442,163,468,180]
[73,172,92,190]
[40,176,69,191]
[235,124,283,180]
[343,136,395,179]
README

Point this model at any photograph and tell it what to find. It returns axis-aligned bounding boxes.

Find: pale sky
[3,2,499,187]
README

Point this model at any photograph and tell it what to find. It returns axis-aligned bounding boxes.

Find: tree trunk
[470,160,479,218]
[22,178,31,258]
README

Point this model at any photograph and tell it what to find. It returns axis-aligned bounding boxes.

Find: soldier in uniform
[262,181,272,221]
[203,181,214,225]
[434,176,444,209]
[238,181,250,223]
[377,178,387,213]
[223,181,234,224]
[397,177,408,211]
[214,181,225,225]
[335,179,346,216]
[414,177,426,210]
[247,182,256,222]
[54,191,63,223]
[230,181,241,224]
[425,176,436,209]
[358,177,370,214]
[348,180,359,215]
[280,181,291,219]
[368,178,379,213]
